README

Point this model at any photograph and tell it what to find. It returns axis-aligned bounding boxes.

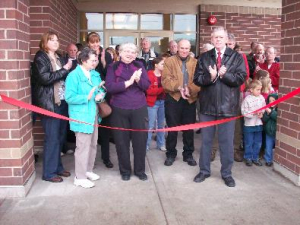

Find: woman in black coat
[32,31,72,182]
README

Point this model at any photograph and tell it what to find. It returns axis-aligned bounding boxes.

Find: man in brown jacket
[162,39,200,166]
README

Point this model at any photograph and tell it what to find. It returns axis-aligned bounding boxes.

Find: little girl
[260,76,275,101]
[241,80,266,166]
[262,93,278,166]
[146,57,166,151]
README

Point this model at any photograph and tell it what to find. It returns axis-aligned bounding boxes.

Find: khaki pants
[74,119,98,179]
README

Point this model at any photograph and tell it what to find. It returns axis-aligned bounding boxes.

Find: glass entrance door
[104,30,139,48]
[141,31,173,55]
[105,30,173,55]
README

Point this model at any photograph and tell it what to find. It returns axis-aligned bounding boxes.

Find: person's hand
[134,68,142,83]
[99,81,105,89]
[256,54,265,64]
[209,65,217,81]
[95,92,105,102]
[184,85,190,98]
[178,86,188,99]
[63,58,73,70]
[100,48,106,66]
[266,108,271,114]
[257,112,263,118]
[88,87,97,100]
[219,65,227,78]
[255,65,261,73]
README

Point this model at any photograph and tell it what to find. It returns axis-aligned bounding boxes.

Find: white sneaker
[159,146,167,151]
[86,172,100,181]
[74,177,95,188]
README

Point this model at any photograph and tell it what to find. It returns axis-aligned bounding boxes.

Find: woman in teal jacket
[65,47,105,188]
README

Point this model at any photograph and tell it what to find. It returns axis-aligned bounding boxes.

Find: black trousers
[98,116,111,162]
[110,105,148,176]
[165,94,196,158]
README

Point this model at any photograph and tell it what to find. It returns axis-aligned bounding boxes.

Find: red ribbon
[1,87,300,132]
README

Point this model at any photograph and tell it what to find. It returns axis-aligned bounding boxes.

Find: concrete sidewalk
[1,135,300,225]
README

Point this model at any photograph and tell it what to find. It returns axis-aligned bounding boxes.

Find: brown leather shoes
[57,171,71,177]
[43,176,63,183]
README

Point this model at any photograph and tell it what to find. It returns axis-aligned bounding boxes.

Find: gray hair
[202,43,214,52]
[77,47,97,65]
[119,42,138,54]
[227,33,235,41]
[266,46,277,54]
[211,26,228,37]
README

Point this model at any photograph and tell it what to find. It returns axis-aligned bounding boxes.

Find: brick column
[29,0,78,152]
[0,0,35,197]
[274,1,300,186]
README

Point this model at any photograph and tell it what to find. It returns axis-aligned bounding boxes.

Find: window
[80,13,103,30]
[141,14,163,30]
[106,13,138,30]
[174,14,196,32]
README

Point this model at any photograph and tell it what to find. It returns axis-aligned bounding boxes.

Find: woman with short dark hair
[32,31,72,183]
[65,47,106,188]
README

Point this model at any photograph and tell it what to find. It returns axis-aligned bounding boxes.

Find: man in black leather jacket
[193,27,247,187]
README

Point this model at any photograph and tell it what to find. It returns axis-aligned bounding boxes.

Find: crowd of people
[32,26,280,188]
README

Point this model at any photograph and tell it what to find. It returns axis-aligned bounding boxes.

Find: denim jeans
[40,100,68,179]
[243,126,263,161]
[264,134,275,163]
[147,100,165,149]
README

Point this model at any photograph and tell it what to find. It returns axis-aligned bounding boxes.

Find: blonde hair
[244,78,252,92]
[260,76,272,93]
[249,79,262,90]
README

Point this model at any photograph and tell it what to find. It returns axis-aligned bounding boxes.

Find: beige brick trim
[201,4,281,16]
[0,137,33,159]
[277,133,300,149]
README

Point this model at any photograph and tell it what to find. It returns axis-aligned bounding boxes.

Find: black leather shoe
[265,162,273,167]
[245,159,253,166]
[183,156,197,166]
[121,174,131,181]
[57,170,71,177]
[43,176,63,183]
[164,157,175,166]
[222,176,236,187]
[135,173,148,181]
[103,160,114,168]
[193,172,210,183]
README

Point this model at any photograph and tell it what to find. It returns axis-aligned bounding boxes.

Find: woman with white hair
[106,43,150,181]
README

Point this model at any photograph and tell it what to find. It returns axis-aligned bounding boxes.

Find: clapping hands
[178,85,190,100]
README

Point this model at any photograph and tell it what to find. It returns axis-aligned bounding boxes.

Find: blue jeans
[147,100,165,149]
[243,126,263,161]
[40,100,68,179]
[264,134,275,163]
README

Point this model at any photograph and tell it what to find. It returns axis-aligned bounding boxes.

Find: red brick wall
[199,5,281,55]
[276,1,300,176]
[29,0,78,150]
[0,0,35,185]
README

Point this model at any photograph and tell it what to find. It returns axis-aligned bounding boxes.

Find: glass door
[141,31,173,55]
[104,30,139,48]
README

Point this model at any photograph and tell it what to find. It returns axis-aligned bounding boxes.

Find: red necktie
[217,51,222,70]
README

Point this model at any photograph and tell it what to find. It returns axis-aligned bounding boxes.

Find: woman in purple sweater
[106,43,150,181]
